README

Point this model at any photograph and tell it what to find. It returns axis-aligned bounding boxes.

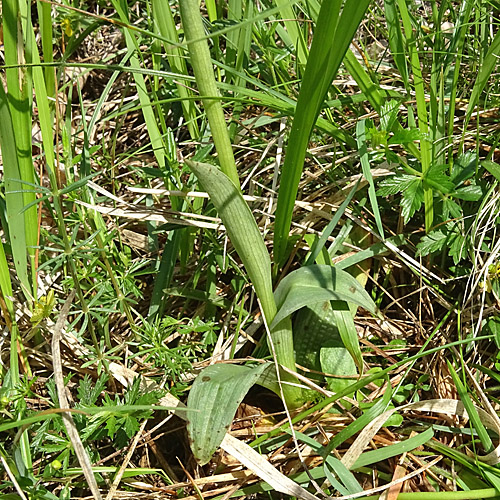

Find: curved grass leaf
[448,361,494,454]
[351,426,434,469]
[186,363,269,465]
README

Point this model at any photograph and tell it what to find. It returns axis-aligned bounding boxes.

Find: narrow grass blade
[226,0,253,139]
[384,0,408,88]
[273,0,370,266]
[356,120,384,239]
[0,81,30,300]
[291,430,362,495]
[305,180,360,266]
[351,426,434,469]
[0,240,14,317]
[397,0,432,230]
[153,0,200,139]
[465,29,500,125]
[344,50,387,112]
[324,386,393,455]
[37,0,55,97]
[275,0,308,68]
[112,0,168,174]
[148,230,182,320]
[179,0,240,186]
[448,361,494,454]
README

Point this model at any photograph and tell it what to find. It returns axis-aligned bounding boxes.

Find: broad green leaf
[292,300,361,389]
[320,343,357,394]
[272,265,377,329]
[188,161,301,406]
[293,302,338,373]
[186,363,269,464]
[416,230,447,256]
[273,286,372,329]
[188,161,275,323]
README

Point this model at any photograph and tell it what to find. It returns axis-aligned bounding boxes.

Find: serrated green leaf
[106,416,116,438]
[379,100,400,131]
[377,174,418,196]
[423,164,454,193]
[451,185,483,201]
[442,198,463,220]
[452,153,477,184]
[124,415,140,438]
[449,229,467,265]
[400,178,424,222]
[388,127,422,145]
[186,363,269,465]
[416,230,447,256]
